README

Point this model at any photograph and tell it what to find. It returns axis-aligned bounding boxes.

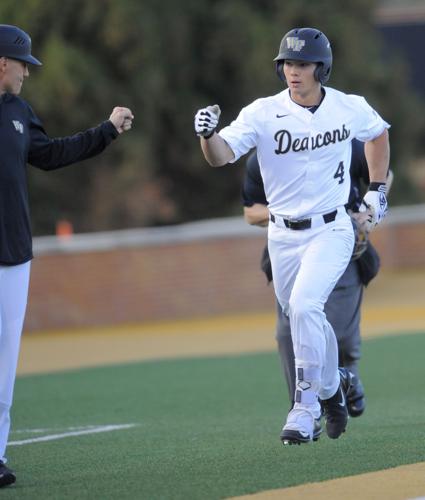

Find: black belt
[270,209,338,230]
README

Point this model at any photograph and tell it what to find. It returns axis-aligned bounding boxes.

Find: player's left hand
[349,208,373,232]
[361,186,388,231]
[109,107,134,134]
[348,210,370,259]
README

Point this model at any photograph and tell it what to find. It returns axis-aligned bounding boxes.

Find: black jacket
[0,92,118,265]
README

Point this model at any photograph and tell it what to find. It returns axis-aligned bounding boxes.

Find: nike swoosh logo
[299,431,309,437]
[276,114,289,118]
[338,392,346,407]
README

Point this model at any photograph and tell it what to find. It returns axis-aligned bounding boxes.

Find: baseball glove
[351,216,368,261]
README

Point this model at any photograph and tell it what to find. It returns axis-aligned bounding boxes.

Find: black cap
[0,24,42,66]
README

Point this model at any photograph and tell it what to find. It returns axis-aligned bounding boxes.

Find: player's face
[283,60,319,99]
[0,58,29,95]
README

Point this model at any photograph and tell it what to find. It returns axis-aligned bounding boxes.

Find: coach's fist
[194,104,221,138]
[109,107,134,134]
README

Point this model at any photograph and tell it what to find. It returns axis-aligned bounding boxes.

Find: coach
[0,24,134,487]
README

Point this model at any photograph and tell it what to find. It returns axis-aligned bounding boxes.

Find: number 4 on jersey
[334,161,345,184]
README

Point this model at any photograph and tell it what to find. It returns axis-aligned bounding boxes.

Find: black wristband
[203,129,215,140]
[369,182,387,194]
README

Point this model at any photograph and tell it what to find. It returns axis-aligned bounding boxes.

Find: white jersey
[219,87,390,218]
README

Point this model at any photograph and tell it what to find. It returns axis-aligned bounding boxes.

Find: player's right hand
[194,104,221,138]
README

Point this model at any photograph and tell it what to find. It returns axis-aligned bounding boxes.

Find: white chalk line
[8,423,137,446]
[12,425,110,434]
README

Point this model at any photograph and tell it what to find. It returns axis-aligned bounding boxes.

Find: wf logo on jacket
[12,120,24,134]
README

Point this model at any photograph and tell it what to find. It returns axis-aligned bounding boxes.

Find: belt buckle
[284,217,311,230]
[285,218,301,229]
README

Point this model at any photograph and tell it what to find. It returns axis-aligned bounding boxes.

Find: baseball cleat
[347,377,366,418]
[0,461,16,488]
[281,417,322,445]
[312,417,323,441]
[321,368,354,439]
[280,428,310,445]
[280,407,320,445]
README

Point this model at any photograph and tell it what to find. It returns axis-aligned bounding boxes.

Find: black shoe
[321,368,353,439]
[347,378,366,418]
[0,461,16,488]
[312,417,322,442]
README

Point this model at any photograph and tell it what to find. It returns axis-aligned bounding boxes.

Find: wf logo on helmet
[286,37,305,51]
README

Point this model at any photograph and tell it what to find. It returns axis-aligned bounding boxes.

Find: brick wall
[26,224,274,332]
[370,222,425,268]
[24,211,425,333]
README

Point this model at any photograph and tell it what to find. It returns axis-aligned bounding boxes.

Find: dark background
[1,0,424,235]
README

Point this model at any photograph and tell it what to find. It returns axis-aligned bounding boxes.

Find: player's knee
[289,298,321,322]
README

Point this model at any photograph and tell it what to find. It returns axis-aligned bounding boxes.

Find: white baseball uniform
[219,87,389,422]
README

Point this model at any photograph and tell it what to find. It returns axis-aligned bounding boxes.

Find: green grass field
[7,332,425,499]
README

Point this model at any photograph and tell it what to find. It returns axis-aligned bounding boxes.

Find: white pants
[0,262,31,462]
[268,210,354,411]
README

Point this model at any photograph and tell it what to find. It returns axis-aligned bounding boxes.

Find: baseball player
[242,145,393,440]
[194,27,390,445]
[0,24,134,487]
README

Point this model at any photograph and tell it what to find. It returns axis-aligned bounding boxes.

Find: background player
[194,27,390,445]
[0,24,134,487]
[242,145,393,439]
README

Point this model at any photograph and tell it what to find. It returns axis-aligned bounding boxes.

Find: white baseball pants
[0,262,31,462]
[268,209,354,415]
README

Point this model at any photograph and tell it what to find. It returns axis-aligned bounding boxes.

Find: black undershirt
[291,88,326,114]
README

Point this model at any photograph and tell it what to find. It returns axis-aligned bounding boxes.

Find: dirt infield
[17,268,425,500]
[17,305,425,375]
[229,462,425,500]
[18,268,425,375]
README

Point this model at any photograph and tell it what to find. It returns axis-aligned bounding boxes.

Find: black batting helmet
[0,24,42,66]
[274,27,332,84]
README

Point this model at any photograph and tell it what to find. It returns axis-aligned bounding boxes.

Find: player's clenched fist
[109,107,134,134]
[361,182,388,231]
[194,104,221,138]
